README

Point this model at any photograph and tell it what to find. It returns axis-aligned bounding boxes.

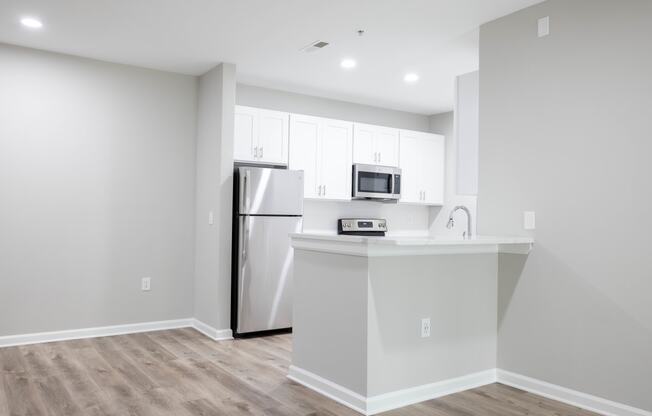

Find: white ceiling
[0,0,543,114]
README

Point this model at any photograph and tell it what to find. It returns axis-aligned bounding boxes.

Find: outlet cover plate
[524,211,536,230]
[421,318,431,338]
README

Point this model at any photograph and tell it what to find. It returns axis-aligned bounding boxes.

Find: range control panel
[337,218,387,236]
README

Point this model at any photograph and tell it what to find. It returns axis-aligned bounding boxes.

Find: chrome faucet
[446,205,472,239]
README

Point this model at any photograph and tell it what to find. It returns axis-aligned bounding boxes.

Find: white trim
[0,319,193,348]
[367,369,497,414]
[288,365,496,415]
[497,370,652,416]
[191,319,233,341]
[288,365,368,414]
[289,366,651,416]
[0,318,234,348]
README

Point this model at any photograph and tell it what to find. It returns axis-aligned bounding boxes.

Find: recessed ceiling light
[21,17,43,29]
[340,59,357,69]
[404,73,419,83]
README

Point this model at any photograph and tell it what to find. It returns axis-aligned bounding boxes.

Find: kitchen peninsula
[288,233,534,415]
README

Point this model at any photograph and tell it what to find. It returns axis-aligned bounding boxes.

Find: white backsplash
[302,199,431,236]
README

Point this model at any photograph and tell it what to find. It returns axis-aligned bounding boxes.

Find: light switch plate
[538,16,550,37]
[524,211,536,230]
[208,211,214,225]
[142,277,151,291]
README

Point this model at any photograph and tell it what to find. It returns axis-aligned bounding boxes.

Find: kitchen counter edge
[289,233,534,257]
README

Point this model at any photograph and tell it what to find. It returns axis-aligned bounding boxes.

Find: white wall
[479,0,652,411]
[0,43,197,336]
[194,63,236,331]
[237,83,433,235]
[237,84,430,131]
[302,200,430,237]
[455,71,479,196]
[429,112,477,237]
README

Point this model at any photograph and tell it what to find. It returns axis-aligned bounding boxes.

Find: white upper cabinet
[234,106,289,165]
[399,130,445,205]
[241,106,446,205]
[353,123,399,167]
[352,124,375,165]
[320,119,353,200]
[288,115,320,199]
[289,114,352,201]
[234,106,258,162]
[258,109,289,164]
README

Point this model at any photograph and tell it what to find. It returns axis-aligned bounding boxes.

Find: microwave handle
[392,174,401,195]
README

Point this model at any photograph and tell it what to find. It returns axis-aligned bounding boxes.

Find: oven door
[352,164,401,200]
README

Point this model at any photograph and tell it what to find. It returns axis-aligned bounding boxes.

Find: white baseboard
[367,369,497,415]
[191,319,233,341]
[289,366,652,416]
[288,365,496,415]
[288,365,368,414]
[0,318,233,348]
[0,318,194,348]
[497,369,652,416]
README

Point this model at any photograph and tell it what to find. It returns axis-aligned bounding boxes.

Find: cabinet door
[422,134,445,205]
[398,131,423,204]
[352,123,376,165]
[234,106,258,162]
[289,115,321,199]
[374,126,400,167]
[320,119,353,200]
[258,109,289,165]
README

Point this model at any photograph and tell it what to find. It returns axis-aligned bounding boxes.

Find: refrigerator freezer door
[237,215,303,334]
[238,167,304,215]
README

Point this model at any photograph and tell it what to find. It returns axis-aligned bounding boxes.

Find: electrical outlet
[538,16,550,37]
[524,211,536,230]
[141,277,151,291]
[421,318,431,338]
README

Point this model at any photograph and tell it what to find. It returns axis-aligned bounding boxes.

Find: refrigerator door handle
[241,217,249,263]
[243,169,251,212]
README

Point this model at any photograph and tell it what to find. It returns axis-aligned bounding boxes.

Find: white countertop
[290,232,534,257]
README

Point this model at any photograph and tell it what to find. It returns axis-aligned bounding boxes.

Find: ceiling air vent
[300,40,330,53]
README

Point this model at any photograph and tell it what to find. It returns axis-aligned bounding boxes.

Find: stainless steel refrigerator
[232,166,304,336]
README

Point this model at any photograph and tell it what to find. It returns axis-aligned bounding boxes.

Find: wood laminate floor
[0,328,598,416]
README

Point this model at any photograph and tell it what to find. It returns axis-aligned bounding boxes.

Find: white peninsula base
[288,234,533,415]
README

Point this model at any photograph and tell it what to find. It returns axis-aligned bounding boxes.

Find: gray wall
[429,112,477,237]
[237,84,430,132]
[293,249,498,398]
[478,0,652,410]
[0,43,197,336]
[293,251,369,395]
[193,64,236,331]
[367,254,497,396]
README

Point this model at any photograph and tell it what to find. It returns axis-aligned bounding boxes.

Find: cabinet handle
[423,190,426,201]
[318,185,322,196]
[378,152,381,163]
[373,152,377,163]
[253,146,258,158]
[260,146,264,158]
[323,185,326,196]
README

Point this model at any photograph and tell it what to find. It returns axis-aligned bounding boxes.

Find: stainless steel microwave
[352,164,401,202]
